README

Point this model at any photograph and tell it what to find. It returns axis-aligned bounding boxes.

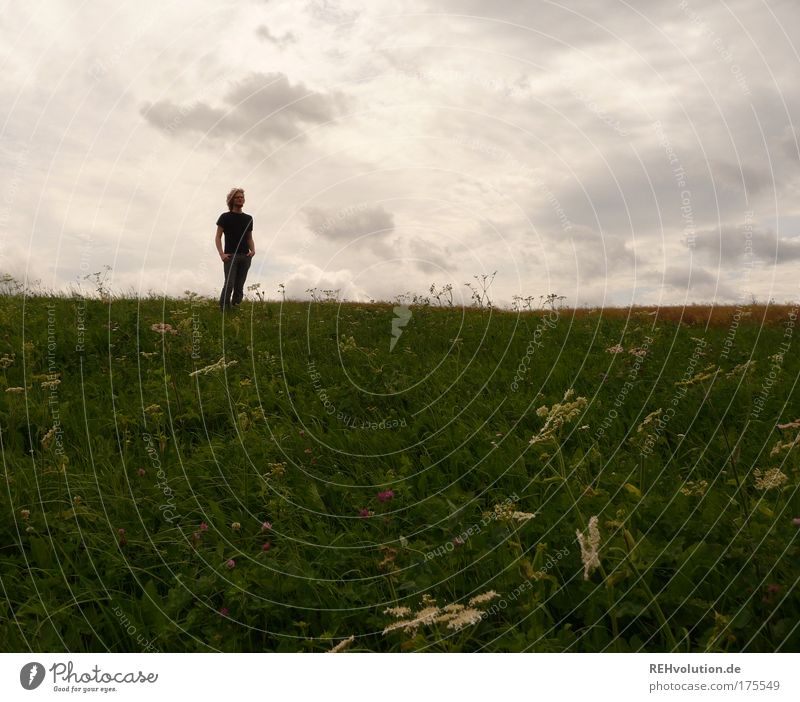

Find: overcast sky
[2,0,800,307]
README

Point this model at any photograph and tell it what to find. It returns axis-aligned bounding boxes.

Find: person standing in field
[215,187,255,311]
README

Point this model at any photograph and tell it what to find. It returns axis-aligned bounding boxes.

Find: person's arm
[215,225,230,261]
[245,216,255,256]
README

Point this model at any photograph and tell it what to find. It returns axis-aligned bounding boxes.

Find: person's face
[233,191,245,207]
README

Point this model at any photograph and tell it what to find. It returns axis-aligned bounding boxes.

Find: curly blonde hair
[226,188,244,211]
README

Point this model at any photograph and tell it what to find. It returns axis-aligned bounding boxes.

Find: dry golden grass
[301,299,799,327]
[566,303,797,326]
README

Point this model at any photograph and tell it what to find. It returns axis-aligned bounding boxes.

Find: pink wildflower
[262,542,272,552]
[225,559,236,570]
[762,583,782,605]
[150,322,177,335]
[377,490,395,502]
[792,517,800,526]
[219,607,229,617]
[358,508,372,518]
[606,344,624,354]
[137,468,146,477]
[199,522,209,531]
[777,419,800,430]
[261,521,272,531]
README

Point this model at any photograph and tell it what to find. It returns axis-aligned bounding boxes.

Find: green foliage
[0,294,798,652]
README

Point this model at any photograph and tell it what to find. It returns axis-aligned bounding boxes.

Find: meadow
[1,281,798,652]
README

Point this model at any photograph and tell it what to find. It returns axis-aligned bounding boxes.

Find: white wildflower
[433,605,466,626]
[486,501,534,523]
[725,360,755,378]
[511,510,536,522]
[576,515,601,580]
[637,409,662,433]
[383,592,497,636]
[327,635,354,653]
[770,432,800,457]
[41,426,56,448]
[675,365,719,387]
[679,480,709,497]
[189,357,238,377]
[754,468,788,491]
[468,590,499,606]
[338,335,358,353]
[382,605,440,635]
[529,389,588,444]
[383,606,412,619]
[444,608,484,631]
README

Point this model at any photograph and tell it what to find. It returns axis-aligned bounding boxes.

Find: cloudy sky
[2,0,799,307]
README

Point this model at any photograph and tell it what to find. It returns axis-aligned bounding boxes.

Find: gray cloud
[663,264,720,289]
[780,125,800,162]
[305,0,361,26]
[712,161,772,196]
[140,72,341,145]
[567,225,636,280]
[303,204,395,241]
[408,237,451,275]
[423,0,699,59]
[659,262,738,300]
[693,224,800,265]
[255,25,297,48]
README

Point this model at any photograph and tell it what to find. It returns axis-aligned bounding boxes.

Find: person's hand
[247,250,255,257]
[220,252,231,262]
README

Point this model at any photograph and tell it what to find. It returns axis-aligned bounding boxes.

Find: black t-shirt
[216,211,254,254]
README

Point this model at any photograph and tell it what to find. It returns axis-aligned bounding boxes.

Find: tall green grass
[1,290,798,651]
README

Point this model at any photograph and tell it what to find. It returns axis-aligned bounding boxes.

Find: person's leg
[219,257,234,310]
[231,254,252,305]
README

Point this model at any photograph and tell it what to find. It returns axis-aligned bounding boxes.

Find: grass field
[1,287,799,652]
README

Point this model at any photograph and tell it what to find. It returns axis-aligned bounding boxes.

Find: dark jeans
[219,253,252,309]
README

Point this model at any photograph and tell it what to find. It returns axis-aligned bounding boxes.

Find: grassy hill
[1,291,799,651]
